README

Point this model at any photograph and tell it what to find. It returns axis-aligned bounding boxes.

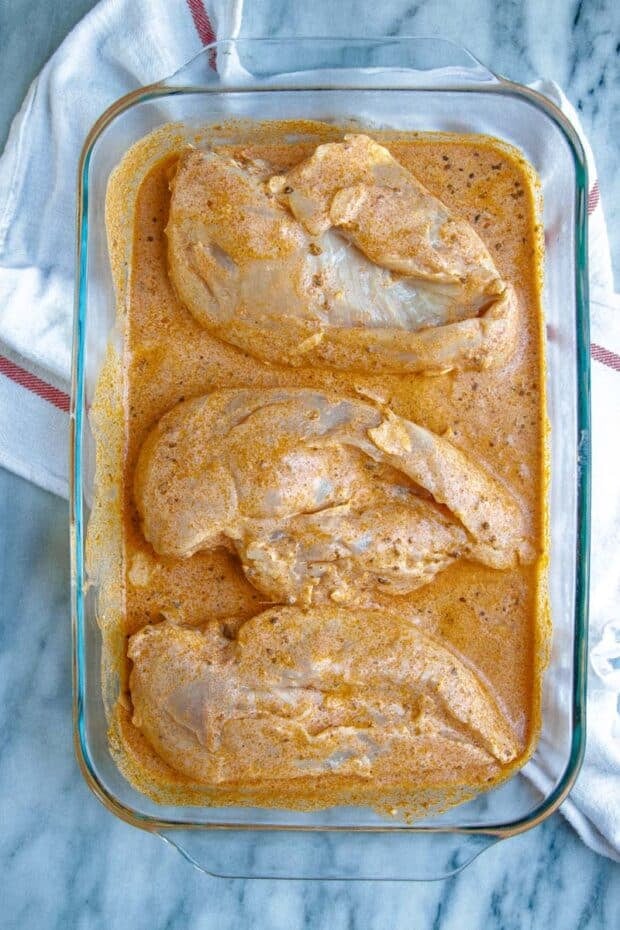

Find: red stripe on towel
[587,181,600,215]
[591,342,620,372]
[186,0,216,44]
[0,355,70,412]
[186,0,217,69]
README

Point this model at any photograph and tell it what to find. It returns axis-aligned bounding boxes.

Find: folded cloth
[520,82,620,864]
[0,0,243,495]
[0,0,618,861]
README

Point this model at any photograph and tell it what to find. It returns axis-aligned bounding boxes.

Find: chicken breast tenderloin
[166,135,518,375]
[134,388,533,606]
[128,607,520,785]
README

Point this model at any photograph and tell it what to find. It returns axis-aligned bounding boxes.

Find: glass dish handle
[159,829,497,881]
[163,37,501,90]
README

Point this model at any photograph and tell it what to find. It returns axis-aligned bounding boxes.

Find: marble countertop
[1,1,619,928]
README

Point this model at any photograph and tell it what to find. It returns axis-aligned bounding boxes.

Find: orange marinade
[106,125,547,812]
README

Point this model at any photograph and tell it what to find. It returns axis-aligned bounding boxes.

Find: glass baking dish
[70,37,590,881]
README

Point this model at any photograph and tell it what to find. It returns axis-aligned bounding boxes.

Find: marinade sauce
[102,123,548,812]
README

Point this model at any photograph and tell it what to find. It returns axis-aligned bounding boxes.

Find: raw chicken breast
[134,388,533,606]
[166,135,518,374]
[128,607,520,785]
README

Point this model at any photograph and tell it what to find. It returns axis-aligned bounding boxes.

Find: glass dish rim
[70,36,591,838]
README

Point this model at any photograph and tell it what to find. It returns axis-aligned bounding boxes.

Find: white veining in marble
[1,1,620,928]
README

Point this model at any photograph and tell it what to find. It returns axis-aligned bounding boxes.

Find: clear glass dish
[70,37,591,881]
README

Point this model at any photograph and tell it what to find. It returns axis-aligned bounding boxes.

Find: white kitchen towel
[0,0,243,496]
[520,84,620,865]
[0,0,618,862]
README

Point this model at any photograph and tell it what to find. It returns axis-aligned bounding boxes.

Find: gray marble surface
[1,1,619,928]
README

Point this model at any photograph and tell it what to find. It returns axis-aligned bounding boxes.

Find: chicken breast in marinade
[128,607,520,786]
[134,388,533,607]
[96,122,547,812]
[166,135,518,375]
